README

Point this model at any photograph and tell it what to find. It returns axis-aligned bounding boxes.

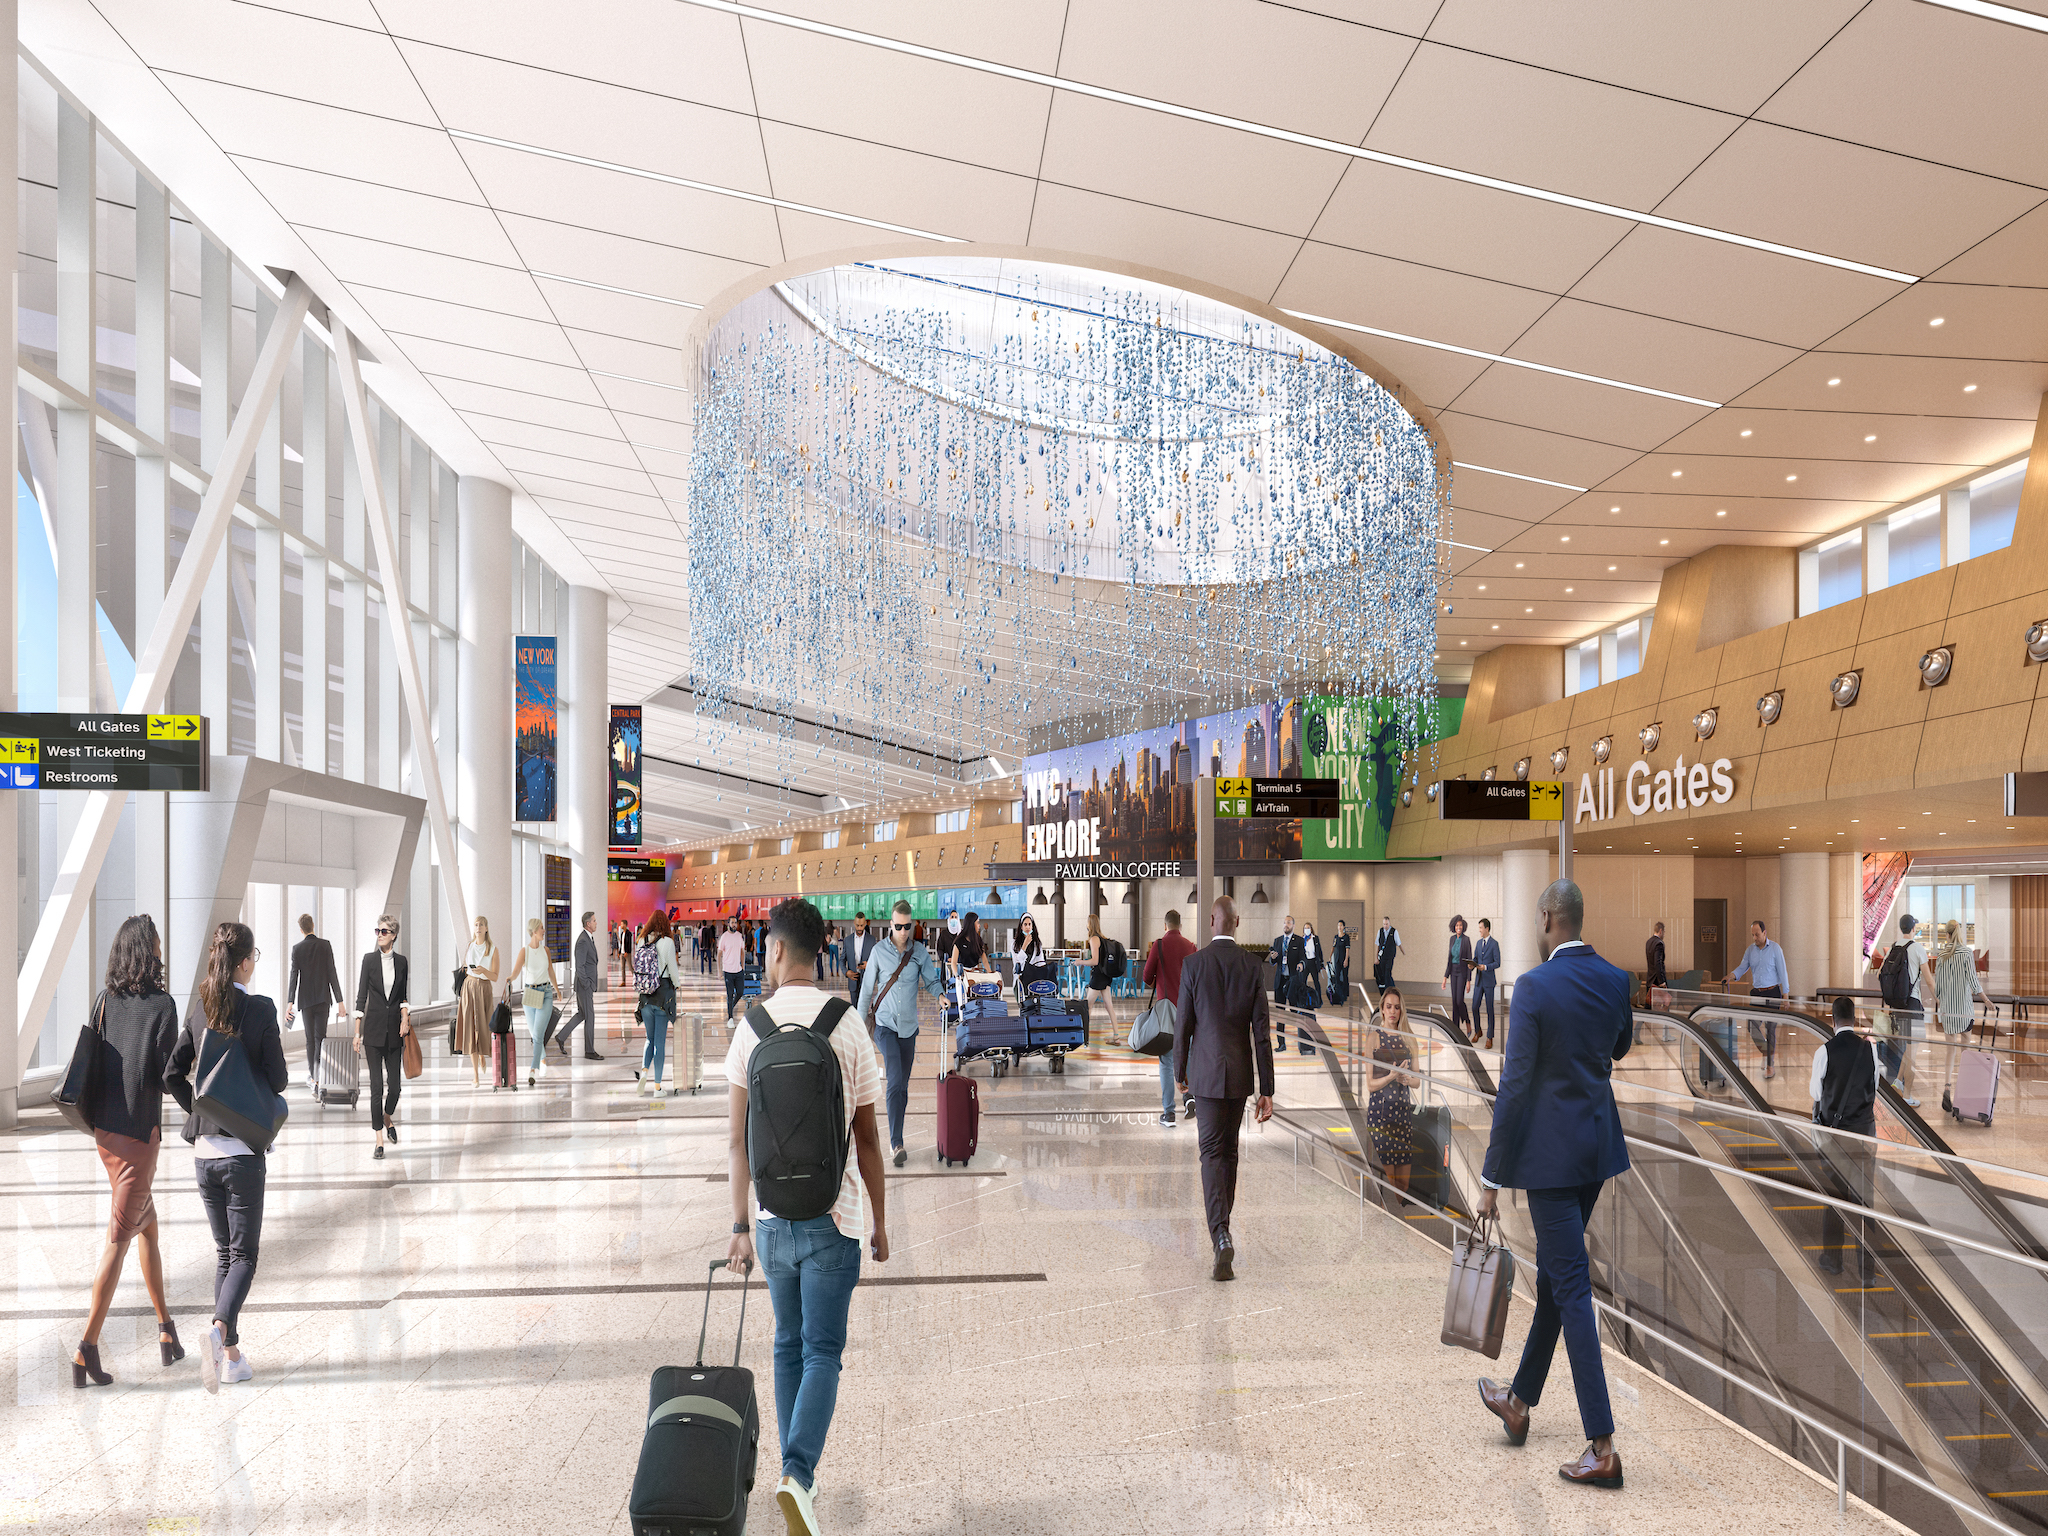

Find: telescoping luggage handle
[696,1257,751,1369]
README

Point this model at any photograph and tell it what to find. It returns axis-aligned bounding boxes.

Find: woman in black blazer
[69,915,183,1388]
[353,914,411,1160]
[1445,915,1475,1039]
[166,920,289,1393]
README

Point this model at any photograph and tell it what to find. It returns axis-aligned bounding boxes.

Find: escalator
[1276,999,2048,1534]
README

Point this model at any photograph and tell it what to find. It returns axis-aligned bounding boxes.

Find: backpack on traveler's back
[1878,941,1916,1010]
[1101,936,1128,980]
[633,941,662,995]
[744,999,852,1221]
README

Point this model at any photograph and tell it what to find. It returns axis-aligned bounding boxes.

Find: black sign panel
[0,713,209,791]
[607,856,667,882]
[1436,780,1565,821]
[1215,777,1341,820]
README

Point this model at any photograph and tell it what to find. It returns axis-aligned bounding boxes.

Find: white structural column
[199,239,232,733]
[1829,852,1862,988]
[376,405,402,790]
[459,477,514,955]
[54,97,93,713]
[1500,847,1551,984]
[564,584,609,944]
[341,428,367,780]
[334,327,470,944]
[300,339,329,774]
[1780,852,1830,997]
[252,288,284,760]
[0,0,19,1123]
[16,279,315,1070]
[133,174,169,932]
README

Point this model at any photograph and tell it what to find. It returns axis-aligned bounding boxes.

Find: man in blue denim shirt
[856,899,948,1168]
[727,898,888,1536]
[1730,919,1790,1080]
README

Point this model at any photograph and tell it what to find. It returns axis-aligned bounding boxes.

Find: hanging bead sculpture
[686,257,1447,806]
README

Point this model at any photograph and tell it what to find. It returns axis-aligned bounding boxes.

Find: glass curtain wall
[13,54,565,1064]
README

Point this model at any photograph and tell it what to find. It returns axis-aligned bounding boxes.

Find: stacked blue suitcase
[1025,998,1087,1050]
[957,994,1029,1059]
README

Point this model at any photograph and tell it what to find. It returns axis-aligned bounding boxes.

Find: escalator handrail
[1690,1002,2048,1266]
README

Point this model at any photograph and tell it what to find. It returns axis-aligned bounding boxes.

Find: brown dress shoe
[1559,1444,1623,1488]
[1477,1378,1528,1445]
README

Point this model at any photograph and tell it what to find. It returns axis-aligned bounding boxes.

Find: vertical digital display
[610,704,643,847]
[515,636,558,822]
[544,852,572,963]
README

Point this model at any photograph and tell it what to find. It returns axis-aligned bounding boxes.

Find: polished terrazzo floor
[0,973,1898,1534]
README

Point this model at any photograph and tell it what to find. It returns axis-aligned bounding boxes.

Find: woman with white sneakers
[509,919,560,1089]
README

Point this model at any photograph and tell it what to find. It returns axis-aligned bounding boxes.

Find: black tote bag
[193,1012,287,1152]
[51,991,107,1137]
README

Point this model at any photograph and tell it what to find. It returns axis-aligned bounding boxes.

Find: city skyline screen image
[1021,699,1304,865]
[515,636,557,823]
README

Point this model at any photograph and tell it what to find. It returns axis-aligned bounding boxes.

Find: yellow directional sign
[1216,777,1251,800]
[147,714,202,741]
[0,738,35,762]
[1528,781,1565,821]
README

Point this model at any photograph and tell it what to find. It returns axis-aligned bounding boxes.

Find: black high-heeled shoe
[159,1317,185,1367]
[71,1340,111,1388]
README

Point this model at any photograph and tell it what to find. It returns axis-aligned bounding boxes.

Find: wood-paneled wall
[2014,875,2048,997]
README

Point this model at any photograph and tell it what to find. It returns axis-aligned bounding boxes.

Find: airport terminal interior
[7,1,2048,1531]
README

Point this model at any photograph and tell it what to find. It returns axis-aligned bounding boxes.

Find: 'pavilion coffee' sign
[1574,756,1736,824]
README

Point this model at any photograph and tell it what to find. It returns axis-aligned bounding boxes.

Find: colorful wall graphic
[1300,695,1464,861]
[610,704,643,847]
[514,636,557,822]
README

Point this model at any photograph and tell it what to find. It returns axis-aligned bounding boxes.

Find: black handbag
[193,1009,288,1152]
[51,991,107,1137]
[452,964,468,997]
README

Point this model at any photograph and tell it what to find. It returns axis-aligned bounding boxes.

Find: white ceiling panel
[1309,157,1627,295]
[592,376,693,426]
[741,20,1051,179]
[532,279,704,351]
[1446,469,1573,522]
[1758,0,2048,191]
[294,228,550,319]
[103,0,434,122]
[155,77,481,200]
[520,476,671,518]
[758,121,1035,246]
[745,0,1071,73]
[454,141,783,268]
[1566,225,1896,351]
[234,162,498,258]
[430,376,623,438]
[1056,0,1413,142]
[1507,299,1801,405]
[250,0,385,24]
[495,447,661,499]
[611,413,695,455]
[496,214,758,308]
[1270,243,1558,356]
[1933,201,2048,288]
[1729,353,2048,419]
[1655,121,2042,279]
[770,209,919,266]
[1038,94,1347,240]
[1435,411,1640,488]
[394,335,606,405]
[377,0,757,116]
[1823,283,2048,364]
[1022,183,1303,302]
[343,287,582,366]
[1365,43,1741,212]
[398,42,772,194]
[1425,0,1864,114]
[562,330,687,390]
[467,414,639,465]
[1448,366,1712,451]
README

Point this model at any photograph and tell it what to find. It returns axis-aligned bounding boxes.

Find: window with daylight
[1565,638,1600,697]
[872,820,899,842]
[1614,619,1643,681]
[1887,499,1940,586]
[775,838,792,855]
[820,828,841,849]
[1972,463,2022,558]
[1815,530,1863,612]
[936,808,969,834]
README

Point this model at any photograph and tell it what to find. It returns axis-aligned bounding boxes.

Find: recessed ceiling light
[1608,565,1617,571]
[1477,584,1487,590]
[1865,435,1877,442]
[1565,586,1574,592]
[1492,624,1499,630]
[1560,535,1570,542]
[1965,383,1979,392]
[1460,640,1466,645]
[1525,607,1534,613]
[1515,562,1525,568]
[1716,509,1727,516]
[1610,505,1620,512]
[1671,470,1683,478]
[1740,429,1752,437]
[1660,539,1669,545]
[1786,474,1798,482]
[1930,316,1945,327]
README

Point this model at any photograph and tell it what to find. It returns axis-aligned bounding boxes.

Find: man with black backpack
[1876,913,1935,1108]
[726,898,887,1536]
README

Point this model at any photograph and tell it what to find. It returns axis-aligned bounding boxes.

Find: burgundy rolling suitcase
[935,1069,979,1167]
[492,1030,519,1090]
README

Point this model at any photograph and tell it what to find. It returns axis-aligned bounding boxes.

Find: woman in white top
[510,918,561,1089]
[636,910,686,1096]
[455,917,498,1088]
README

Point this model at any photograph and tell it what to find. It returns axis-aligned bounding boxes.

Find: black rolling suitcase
[1407,1102,1452,1209]
[629,1258,760,1535]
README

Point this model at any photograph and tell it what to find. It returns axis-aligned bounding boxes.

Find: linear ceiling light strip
[446,130,963,243]
[1451,460,1590,493]
[672,0,1920,284]
[1916,0,2048,31]
[532,270,703,308]
[1288,308,1722,408]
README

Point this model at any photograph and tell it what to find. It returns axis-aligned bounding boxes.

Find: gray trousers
[562,983,596,1052]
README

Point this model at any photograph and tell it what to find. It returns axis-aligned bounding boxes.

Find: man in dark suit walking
[285,913,344,1086]
[557,910,604,1060]
[1475,879,1633,1489]
[1174,896,1275,1282]
[352,915,412,1161]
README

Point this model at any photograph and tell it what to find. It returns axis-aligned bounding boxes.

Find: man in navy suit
[1474,879,1633,1490]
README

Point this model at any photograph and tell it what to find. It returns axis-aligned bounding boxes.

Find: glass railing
[1267,1000,2048,1536]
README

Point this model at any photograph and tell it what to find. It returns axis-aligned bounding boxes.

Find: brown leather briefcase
[1441,1212,1516,1358]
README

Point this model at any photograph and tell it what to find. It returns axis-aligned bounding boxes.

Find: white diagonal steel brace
[333,322,470,943]
[15,275,316,1071]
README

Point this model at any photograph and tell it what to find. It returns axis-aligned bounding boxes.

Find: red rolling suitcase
[935,1069,979,1167]
[492,1030,519,1089]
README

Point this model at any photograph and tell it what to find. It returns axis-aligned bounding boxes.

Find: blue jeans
[643,1003,670,1085]
[1160,1053,1179,1115]
[524,983,555,1071]
[1510,1182,1613,1440]
[877,1028,916,1148]
[760,1213,862,1490]
[1883,1003,1922,1082]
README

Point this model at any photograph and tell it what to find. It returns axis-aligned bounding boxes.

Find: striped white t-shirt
[724,984,883,1241]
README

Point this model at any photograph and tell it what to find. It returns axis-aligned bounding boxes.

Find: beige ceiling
[27,0,2048,839]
